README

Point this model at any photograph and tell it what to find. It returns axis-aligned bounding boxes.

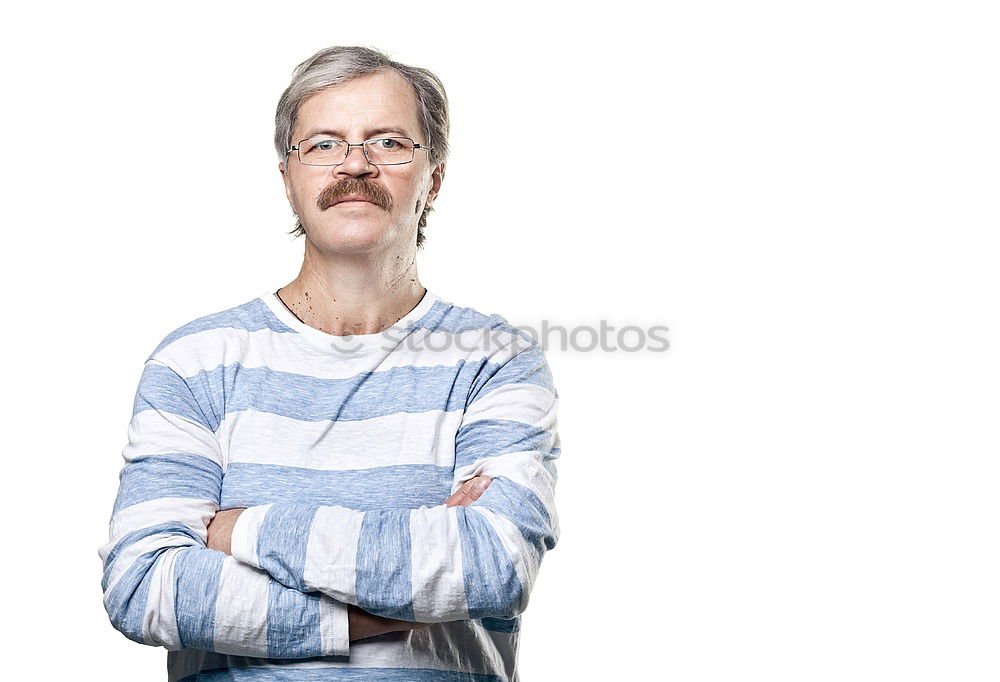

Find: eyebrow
[302,127,413,140]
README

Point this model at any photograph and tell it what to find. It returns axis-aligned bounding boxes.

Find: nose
[335,143,377,178]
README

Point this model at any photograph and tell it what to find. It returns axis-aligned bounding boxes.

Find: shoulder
[144,293,293,373]
[421,293,555,400]
[416,293,538,354]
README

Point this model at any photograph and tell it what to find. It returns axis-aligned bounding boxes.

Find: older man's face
[280,70,444,252]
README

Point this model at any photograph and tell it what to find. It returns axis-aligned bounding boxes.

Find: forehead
[293,69,422,140]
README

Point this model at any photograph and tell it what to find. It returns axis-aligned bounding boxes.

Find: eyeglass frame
[285,136,434,167]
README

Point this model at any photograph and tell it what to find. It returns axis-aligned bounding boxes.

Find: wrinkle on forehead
[293,71,422,143]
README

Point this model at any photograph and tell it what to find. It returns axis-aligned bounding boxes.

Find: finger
[444,477,480,507]
[444,478,478,507]
[464,475,492,502]
[446,476,492,507]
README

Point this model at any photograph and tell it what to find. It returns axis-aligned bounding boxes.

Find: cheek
[289,178,324,212]
[283,176,301,207]
[286,185,300,211]
[403,178,431,207]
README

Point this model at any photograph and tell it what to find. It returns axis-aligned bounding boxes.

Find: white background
[2,1,998,679]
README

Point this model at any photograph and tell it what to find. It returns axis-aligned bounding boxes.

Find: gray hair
[275,46,450,249]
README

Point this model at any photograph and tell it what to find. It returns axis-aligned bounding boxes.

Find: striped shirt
[98,288,561,681]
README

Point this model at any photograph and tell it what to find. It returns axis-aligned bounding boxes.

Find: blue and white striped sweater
[99,288,561,681]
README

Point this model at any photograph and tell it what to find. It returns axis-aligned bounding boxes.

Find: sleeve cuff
[320,594,351,657]
[229,504,273,568]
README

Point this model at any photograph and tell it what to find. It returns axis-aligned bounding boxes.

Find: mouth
[333,196,376,206]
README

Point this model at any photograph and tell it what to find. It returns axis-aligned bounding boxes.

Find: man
[98,46,561,681]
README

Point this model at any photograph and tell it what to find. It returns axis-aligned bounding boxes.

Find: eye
[377,138,400,149]
[313,139,339,151]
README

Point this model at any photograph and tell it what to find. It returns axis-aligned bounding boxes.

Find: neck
[277,241,425,337]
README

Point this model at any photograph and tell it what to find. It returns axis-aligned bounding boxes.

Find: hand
[206,508,245,555]
[444,475,492,507]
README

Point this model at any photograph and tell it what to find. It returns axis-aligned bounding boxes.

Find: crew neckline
[260,287,439,354]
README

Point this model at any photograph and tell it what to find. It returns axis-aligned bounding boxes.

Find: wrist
[229,505,271,567]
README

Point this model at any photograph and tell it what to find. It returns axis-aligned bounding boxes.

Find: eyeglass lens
[298,137,416,166]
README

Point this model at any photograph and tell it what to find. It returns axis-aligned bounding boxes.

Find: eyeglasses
[286,136,432,166]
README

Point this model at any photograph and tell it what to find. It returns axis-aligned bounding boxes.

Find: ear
[426,162,446,209]
[279,160,297,210]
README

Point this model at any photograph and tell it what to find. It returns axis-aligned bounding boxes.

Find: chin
[304,218,397,253]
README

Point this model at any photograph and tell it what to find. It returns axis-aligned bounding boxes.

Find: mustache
[316,178,393,211]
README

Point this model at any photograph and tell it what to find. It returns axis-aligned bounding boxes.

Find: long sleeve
[229,341,561,623]
[98,359,351,657]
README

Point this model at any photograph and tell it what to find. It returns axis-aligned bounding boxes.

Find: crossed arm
[205,475,494,642]
[101,342,559,657]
